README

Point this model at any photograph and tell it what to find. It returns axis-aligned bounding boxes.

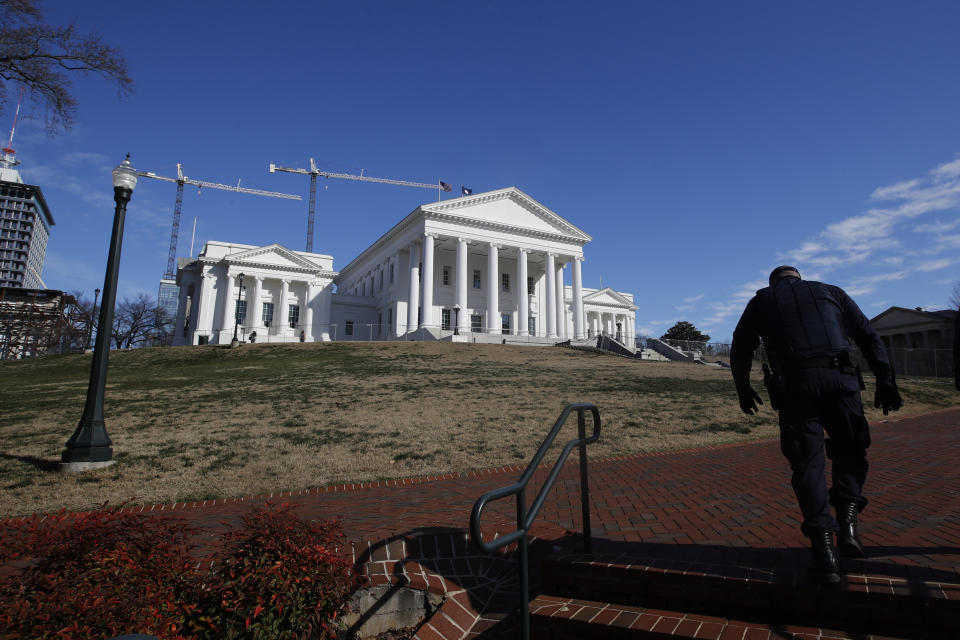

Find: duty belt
[793,355,858,376]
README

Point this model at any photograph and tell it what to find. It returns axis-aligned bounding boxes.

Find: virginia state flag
[461,186,473,196]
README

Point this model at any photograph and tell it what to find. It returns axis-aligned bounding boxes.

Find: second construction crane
[269,158,450,252]
[139,163,301,279]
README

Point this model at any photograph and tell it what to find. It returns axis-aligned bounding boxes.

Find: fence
[644,337,955,379]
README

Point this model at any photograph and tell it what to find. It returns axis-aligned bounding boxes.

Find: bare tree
[61,288,97,350]
[951,279,960,310]
[112,293,158,350]
[0,0,132,131]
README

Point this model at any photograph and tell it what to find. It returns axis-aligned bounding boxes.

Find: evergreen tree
[660,321,710,343]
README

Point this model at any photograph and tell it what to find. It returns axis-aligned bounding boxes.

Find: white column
[304,282,315,341]
[421,233,435,329]
[318,283,332,341]
[486,242,500,334]
[555,260,566,339]
[517,248,528,336]
[197,272,216,338]
[406,241,420,334]
[572,257,584,340]
[545,253,557,338]
[456,237,469,333]
[278,279,290,337]
[220,272,236,332]
[248,276,263,333]
[174,281,190,342]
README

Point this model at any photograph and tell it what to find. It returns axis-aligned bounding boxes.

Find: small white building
[173,187,638,348]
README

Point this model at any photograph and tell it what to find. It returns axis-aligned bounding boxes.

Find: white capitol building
[172,187,638,349]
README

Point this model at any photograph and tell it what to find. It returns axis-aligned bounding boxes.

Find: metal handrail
[469,402,601,640]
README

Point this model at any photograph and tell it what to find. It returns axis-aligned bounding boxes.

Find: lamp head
[112,153,137,192]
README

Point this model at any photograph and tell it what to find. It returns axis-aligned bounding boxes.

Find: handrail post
[578,408,592,554]
[517,486,530,640]
[469,403,601,640]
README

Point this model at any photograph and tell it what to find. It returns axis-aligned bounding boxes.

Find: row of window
[0,209,34,219]
[354,266,540,297]
[0,186,35,199]
[340,311,539,337]
[0,222,32,233]
[233,301,301,328]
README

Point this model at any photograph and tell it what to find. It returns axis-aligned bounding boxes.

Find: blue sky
[8,1,960,341]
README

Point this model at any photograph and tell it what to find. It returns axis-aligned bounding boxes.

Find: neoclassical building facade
[173,187,637,349]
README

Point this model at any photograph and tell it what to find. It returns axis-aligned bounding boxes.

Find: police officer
[730,266,903,585]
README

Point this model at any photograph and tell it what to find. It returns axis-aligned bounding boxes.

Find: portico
[173,243,336,346]
[332,188,632,345]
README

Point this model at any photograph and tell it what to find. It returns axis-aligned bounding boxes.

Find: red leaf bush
[0,506,198,639]
[0,502,361,640]
[186,503,361,639]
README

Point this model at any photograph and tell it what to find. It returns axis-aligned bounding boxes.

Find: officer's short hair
[769,265,801,286]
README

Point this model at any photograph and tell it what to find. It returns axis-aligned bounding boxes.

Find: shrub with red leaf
[0,505,198,640]
[0,502,360,640]
[184,502,361,640]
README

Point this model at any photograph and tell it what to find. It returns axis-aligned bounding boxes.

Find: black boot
[836,501,865,558]
[808,528,841,586]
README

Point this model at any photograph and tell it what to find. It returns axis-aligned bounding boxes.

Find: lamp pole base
[231,338,240,348]
[60,460,116,473]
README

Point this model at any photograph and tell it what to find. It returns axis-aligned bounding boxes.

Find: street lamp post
[61,155,137,471]
[453,304,460,336]
[231,272,245,347]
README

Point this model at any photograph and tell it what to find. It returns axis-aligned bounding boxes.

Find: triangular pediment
[225,244,322,271]
[582,287,636,309]
[423,187,591,241]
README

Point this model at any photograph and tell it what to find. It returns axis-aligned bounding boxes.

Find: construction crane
[138,164,302,279]
[269,158,449,253]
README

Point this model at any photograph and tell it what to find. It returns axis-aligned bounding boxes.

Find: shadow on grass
[1,453,60,472]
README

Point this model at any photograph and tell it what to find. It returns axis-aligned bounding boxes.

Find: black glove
[737,386,763,415]
[874,378,903,415]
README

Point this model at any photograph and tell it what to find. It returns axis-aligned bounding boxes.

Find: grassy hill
[1,341,956,518]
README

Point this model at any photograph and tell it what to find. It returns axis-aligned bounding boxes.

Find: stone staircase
[526,539,959,639]
[645,338,693,362]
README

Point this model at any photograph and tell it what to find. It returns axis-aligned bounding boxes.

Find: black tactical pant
[778,389,870,536]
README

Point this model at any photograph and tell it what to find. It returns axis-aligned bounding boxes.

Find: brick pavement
[4,406,959,639]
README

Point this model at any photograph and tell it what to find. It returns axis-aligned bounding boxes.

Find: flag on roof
[439,181,452,192]
[461,186,473,196]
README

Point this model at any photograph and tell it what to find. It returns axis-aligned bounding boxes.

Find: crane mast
[139,164,301,279]
[269,158,448,252]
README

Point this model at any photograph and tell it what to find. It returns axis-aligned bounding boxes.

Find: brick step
[538,548,959,639]
[528,594,914,640]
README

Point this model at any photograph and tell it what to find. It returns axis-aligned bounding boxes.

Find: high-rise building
[0,163,54,289]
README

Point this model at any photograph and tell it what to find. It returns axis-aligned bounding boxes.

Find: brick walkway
[7,406,960,639]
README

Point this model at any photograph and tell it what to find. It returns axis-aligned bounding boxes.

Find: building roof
[870,305,958,328]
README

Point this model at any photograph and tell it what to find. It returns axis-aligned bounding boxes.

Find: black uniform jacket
[730,278,890,399]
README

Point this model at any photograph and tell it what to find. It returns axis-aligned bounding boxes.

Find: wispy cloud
[914,218,960,233]
[917,257,955,272]
[781,154,960,272]
[692,155,960,339]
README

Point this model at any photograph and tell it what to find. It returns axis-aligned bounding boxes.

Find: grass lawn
[1,341,956,518]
